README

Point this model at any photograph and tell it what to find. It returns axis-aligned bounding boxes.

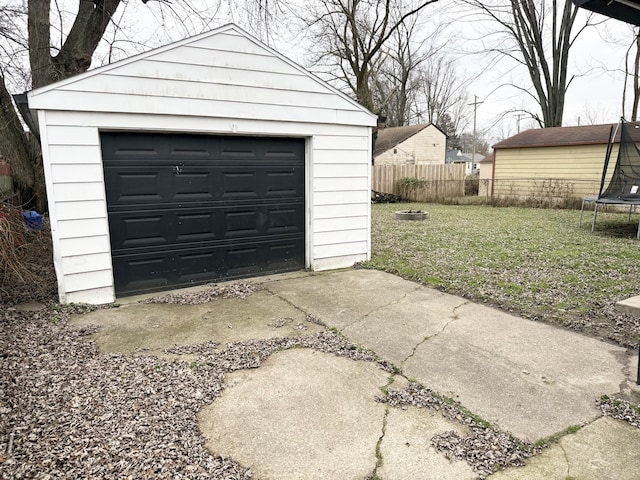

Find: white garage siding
[30,24,376,304]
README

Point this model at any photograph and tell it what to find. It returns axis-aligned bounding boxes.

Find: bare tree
[302,0,439,112]
[413,54,471,136]
[621,28,640,121]
[372,15,446,126]
[460,0,596,128]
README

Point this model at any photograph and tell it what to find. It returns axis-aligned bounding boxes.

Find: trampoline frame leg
[591,203,599,233]
[579,199,586,227]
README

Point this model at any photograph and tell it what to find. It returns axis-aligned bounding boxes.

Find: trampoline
[579,118,640,238]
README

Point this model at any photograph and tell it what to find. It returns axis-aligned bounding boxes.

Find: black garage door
[102,132,305,296]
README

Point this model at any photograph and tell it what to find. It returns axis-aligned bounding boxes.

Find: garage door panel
[112,237,304,294]
[103,132,305,295]
[174,172,214,200]
[106,165,302,206]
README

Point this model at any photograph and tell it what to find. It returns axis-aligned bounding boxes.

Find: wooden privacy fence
[372,163,466,201]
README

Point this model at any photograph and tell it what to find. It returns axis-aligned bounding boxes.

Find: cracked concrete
[71,268,640,479]
[198,348,389,480]
[378,407,476,480]
[404,300,629,440]
[71,289,324,355]
[272,269,631,441]
[402,313,462,366]
[489,416,640,479]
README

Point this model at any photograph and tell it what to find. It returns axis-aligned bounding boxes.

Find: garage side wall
[493,144,618,200]
[38,111,372,304]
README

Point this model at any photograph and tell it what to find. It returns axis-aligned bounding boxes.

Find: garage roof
[573,0,640,26]
[493,123,640,149]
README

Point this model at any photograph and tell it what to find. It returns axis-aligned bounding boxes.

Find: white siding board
[314,136,370,150]
[188,33,276,57]
[314,163,368,178]
[46,126,99,146]
[313,254,367,271]
[314,177,369,191]
[62,253,113,275]
[65,286,114,305]
[64,270,113,293]
[104,60,328,94]
[56,201,107,221]
[31,91,373,126]
[314,190,368,205]
[60,235,110,257]
[59,75,354,111]
[314,241,368,259]
[53,182,105,202]
[314,229,368,246]
[51,164,104,183]
[150,46,301,75]
[48,145,102,164]
[314,216,368,233]
[314,203,369,219]
[57,218,109,239]
[313,150,365,164]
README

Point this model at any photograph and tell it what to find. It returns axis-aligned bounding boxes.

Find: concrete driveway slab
[67,269,638,479]
[269,270,630,442]
[342,287,468,367]
[489,416,640,480]
[71,289,323,355]
[404,302,629,441]
[198,349,389,480]
[379,407,476,480]
[265,269,420,330]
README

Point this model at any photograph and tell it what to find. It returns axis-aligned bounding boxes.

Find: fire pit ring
[395,210,428,221]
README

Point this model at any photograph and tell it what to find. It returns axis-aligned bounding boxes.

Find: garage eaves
[573,0,640,26]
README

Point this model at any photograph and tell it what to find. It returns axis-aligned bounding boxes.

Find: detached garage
[28,24,376,304]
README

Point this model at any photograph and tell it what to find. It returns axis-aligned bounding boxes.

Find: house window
[393,148,397,154]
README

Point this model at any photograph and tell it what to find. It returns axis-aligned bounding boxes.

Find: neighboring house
[478,152,494,197]
[446,150,482,175]
[491,123,640,199]
[373,123,446,165]
[27,23,376,304]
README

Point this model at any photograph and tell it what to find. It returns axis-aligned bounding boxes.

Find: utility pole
[514,113,523,133]
[468,95,483,169]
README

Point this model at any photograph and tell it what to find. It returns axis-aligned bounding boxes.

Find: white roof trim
[28,23,376,120]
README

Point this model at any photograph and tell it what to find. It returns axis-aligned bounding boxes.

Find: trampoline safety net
[600,118,640,201]
[580,118,640,239]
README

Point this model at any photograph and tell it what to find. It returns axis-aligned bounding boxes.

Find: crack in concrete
[261,286,327,327]
[369,404,390,480]
[559,443,571,479]
[342,285,423,333]
[401,301,469,366]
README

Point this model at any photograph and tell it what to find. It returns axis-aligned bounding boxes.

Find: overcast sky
[56,1,640,144]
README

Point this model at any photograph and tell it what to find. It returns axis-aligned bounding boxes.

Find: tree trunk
[1,0,123,212]
[0,75,45,211]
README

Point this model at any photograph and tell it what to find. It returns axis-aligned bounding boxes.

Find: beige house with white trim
[373,124,446,165]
